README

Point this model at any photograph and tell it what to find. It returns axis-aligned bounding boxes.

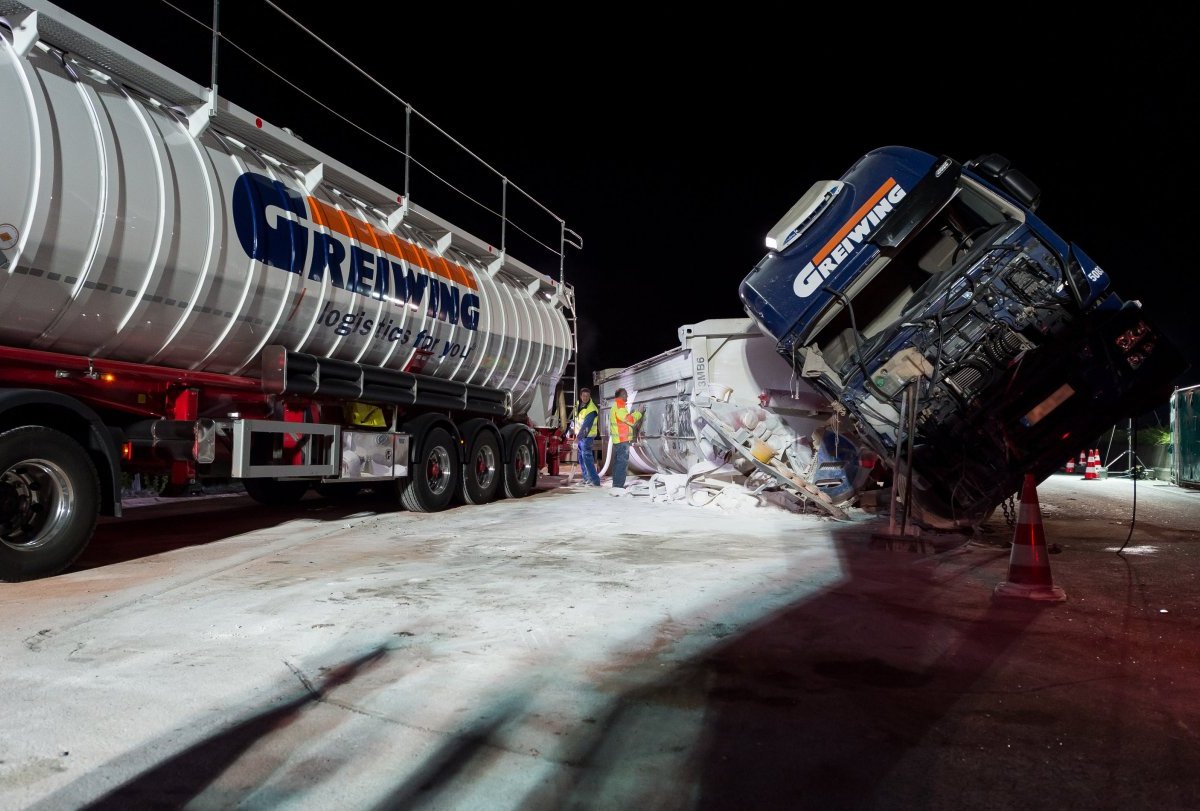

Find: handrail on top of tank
[13,0,582,286]
[149,0,581,284]
[257,0,583,284]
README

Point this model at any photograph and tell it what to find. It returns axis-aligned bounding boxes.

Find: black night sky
[54,2,1200,392]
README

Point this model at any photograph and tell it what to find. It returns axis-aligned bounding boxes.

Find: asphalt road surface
[2,474,1199,810]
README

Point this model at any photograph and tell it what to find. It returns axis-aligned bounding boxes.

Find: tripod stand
[1106,417,1148,478]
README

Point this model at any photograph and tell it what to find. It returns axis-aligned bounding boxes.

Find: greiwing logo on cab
[793,178,907,298]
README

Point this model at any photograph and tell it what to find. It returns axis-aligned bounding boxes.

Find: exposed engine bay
[742,149,1186,526]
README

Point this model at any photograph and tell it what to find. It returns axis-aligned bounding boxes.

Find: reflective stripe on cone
[994,473,1067,602]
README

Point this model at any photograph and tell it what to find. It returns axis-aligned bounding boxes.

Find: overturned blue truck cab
[741,146,1186,525]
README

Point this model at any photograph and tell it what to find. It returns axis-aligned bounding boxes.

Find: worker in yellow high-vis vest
[570,387,602,486]
[608,387,642,493]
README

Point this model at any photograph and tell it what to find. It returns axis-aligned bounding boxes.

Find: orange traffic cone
[1083,450,1098,480]
[1078,450,1086,469]
[1065,457,1075,474]
[994,474,1066,601]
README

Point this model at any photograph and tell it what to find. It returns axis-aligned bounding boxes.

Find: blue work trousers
[578,435,601,485]
[611,442,631,489]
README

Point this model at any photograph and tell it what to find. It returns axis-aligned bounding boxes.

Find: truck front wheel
[400,427,460,513]
[0,426,100,582]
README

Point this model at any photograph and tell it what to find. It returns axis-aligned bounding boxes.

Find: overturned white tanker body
[0,1,578,580]
[594,319,876,517]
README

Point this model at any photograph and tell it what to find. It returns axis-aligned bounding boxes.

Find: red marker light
[255,117,263,128]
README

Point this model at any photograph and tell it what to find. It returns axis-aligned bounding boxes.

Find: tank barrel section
[0,0,575,427]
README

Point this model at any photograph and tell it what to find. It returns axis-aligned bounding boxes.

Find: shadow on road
[80,646,391,810]
[518,523,1045,810]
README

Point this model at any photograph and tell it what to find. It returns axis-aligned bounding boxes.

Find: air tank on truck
[739,146,1187,526]
[0,1,580,581]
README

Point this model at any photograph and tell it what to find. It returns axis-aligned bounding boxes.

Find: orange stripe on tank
[811,177,896,265]
[370,225,406,263]
[350,217,378,248]
[432,254,464,287]
[304,196,478,290]
[397,239,424,267]
[306,196,330,228]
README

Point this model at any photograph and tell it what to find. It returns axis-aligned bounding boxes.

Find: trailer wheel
[0,426,100,582]
[459,432,501,505]
[243,478,310,507]
[503,430,538,499]
[400,427,459,513]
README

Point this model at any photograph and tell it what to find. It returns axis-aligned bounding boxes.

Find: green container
[1172,385,1200,487]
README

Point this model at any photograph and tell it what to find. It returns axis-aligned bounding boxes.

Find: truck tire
[400,427,459,513]
[459,431,501,505]
[243,478,310,506]
[503,430,538,499]
[0,426,100,582]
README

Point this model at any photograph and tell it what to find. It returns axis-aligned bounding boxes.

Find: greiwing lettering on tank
[232,172,309,275]
[232,172,479,331]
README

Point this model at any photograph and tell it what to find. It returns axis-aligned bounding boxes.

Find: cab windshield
[808,178,1020,367]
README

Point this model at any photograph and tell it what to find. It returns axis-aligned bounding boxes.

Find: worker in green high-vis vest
[608,388,642,494]
[570,387,601,487]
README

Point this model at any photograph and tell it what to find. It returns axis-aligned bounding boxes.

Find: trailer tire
[243,478,310,507]
[459,431,502,505]
[401,427,459,513]
[0,426,100,582]
[503,430,538,499]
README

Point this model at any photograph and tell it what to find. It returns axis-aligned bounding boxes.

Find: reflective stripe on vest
[574,400,599,437]
[609,400,636,444]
